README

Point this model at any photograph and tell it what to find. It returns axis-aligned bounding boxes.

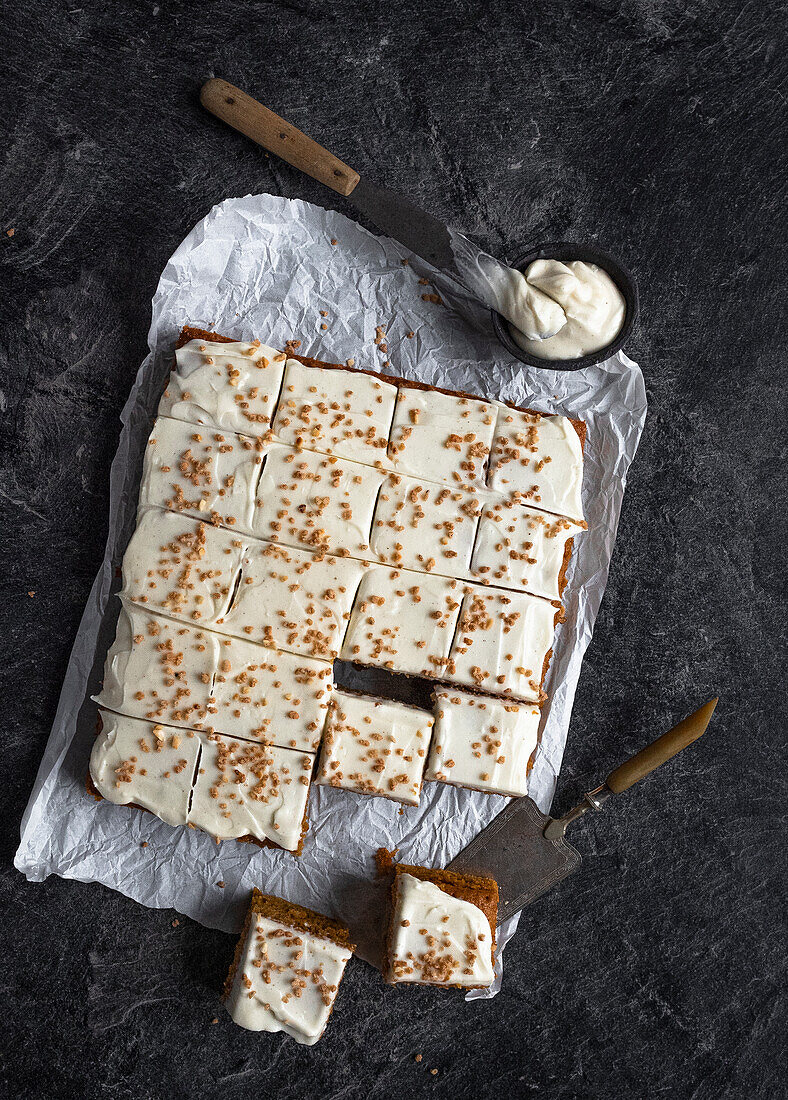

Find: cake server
[200,79,556,338]
[447,698,718,922]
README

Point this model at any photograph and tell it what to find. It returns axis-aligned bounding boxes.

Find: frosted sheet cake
[89,324,586,840]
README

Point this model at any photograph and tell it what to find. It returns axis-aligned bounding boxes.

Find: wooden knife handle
[200,78,361,197]
[606,698,717,794]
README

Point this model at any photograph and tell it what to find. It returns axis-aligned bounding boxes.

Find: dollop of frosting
[503,258,626,360]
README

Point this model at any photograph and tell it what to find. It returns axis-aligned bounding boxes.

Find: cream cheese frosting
[470,500,583,600]
[388,387,496,490]
[252,443,384,558]
[387,873,495,986]
[494,262,567,341]
[446,586,557,702]
[209,633,333,752]
[90,714,314,850]
[121,508,246,626]
[487,409,585,522]
[135,420,580,606]
[189,733,313,850]
[315,690,433,805]
[96,602,332,752]
[90,710,200,827]
[273,358,397,465]
[341,565,463,678]
[225,913,352,1041]
[370,473,482,574]
[159,338,287,436]
[96,600,220,731]
[138,416,264,533]
[508,259,625,361]
[222,542,366,660]
[425,689,540,797]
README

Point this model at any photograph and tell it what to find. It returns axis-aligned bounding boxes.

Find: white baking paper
[15,195,646,999]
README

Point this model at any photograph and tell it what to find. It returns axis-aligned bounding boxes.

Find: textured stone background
[2,2,786,1097]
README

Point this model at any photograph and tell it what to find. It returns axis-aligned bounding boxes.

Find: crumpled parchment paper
[15,194,646,999]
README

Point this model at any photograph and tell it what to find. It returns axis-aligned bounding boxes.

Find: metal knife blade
[348,178,506,283]
[347,177,456,270]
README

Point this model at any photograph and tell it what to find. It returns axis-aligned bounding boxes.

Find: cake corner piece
[223,890,355,1044]
[384,863,498,989]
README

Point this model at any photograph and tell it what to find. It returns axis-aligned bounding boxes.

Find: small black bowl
[490,241,639,371]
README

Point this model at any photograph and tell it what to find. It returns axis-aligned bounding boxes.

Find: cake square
[188,733,313,852]
[223,890,354,1042]
[446,586,557,702]
[138,416,264,533]
[121,508,246,626]
[90,710,200,827]
[425,689,540,797]
[340,565,463,677]
[209,634,333,752]
[487,409,585,522]
[159,338,287,436]
[385,864,497,987]
[387,387,496,490]
[252,444,383,558]
[470,499,583,600]
[315,690,433,805]
[369,473,482,574]
[95,602,220,731]
[222,542,366,659]
[272,359,397,465]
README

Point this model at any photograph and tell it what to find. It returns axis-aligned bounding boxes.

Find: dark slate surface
[2,2,786,1097]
